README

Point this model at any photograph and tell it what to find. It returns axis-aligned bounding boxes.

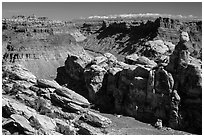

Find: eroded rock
[81,111,112,128]
[3,64,37,83]
[54,87,90,107]
[65,53,92,81]
[37,79,61,89]
[11,114,35,133]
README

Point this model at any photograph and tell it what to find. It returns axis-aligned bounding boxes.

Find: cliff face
[77,17,202,61]
[3,16,201,79]
[2,26,89,80]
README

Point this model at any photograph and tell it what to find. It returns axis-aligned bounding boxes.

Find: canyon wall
[2,23,89,80]
[77,17,201,61]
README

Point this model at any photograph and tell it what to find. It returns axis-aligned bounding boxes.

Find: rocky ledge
[2,64,112,135]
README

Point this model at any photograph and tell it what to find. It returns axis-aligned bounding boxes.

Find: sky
[2,2,202,21]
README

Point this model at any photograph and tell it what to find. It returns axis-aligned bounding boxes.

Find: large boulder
[145,40,174,55]
[29,114,56,131]
[2,96,59,135]
[54,118,76,135]
[2,64,37,83]
[10,114,35,134]
[84,53,119,103]
[125,54,157,68]
[53,87,90,107]
[81,111,112,128]
[2,96,37,119]
[104,52,117,63]
[64,53,92,81]
[77,122,104,135]
[37,79,61,89]
[125,54,139,64]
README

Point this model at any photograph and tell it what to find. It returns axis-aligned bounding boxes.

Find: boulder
[108,67,123,75]
[77,122,103,135]
[12,82,37,97]
[92,56,108,66]
[54,87,90,107]
[29,114,56,131]
[66,102,87,113]
[104,52,117,63]
[135,56,157,67]
[13,80,34,89]
[34,97,52,115]
[55,118,77,135]
[145,40,170,55]
[180,31,190,42]
[65,53,92,81]
[11,114,35,133]
[125,54,139,64]
[16,93,37,108]
[81,111,112,128]
[2,64,37,83]
[50,93,87,113]
[37,79,61,89]
[2,96,37,119]
[125,55,157,67]
[154,119,162,129]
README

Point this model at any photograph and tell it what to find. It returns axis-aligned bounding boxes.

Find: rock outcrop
[64,50,202,134]
[78,17,201,61]
[2,64,112,135]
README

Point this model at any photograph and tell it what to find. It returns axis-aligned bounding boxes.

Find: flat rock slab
[37,79,61,89]
[82,111,112,128]
[11,114,35,133]
[54,87,90,107]
[78,123,104,135]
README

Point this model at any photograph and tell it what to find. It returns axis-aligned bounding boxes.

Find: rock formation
[64,49,201,134]
[2,64,112,135]
[78,17,201,61]
[2,15,202,135]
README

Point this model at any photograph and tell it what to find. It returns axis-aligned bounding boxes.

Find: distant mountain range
[86,13,201,20]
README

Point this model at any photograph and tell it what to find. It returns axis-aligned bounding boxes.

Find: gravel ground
[91,109,191,135]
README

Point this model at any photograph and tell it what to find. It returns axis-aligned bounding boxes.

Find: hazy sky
[2,2,202,21]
